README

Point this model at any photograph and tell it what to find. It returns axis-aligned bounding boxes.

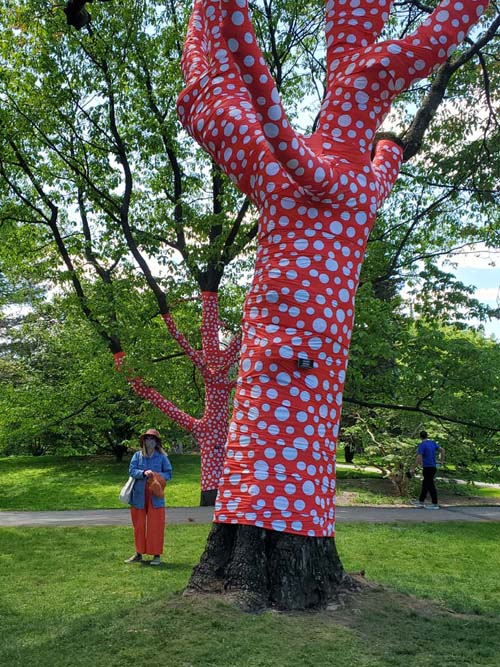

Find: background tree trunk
[200,489,218,506]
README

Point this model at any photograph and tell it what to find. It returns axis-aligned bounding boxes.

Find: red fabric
[178,0,489,537]
[113,292,239,491]
[178,292,236,491]
[130,484,166,555]
[114,351,125,369]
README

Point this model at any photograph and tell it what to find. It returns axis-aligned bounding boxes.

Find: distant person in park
[124,428,173,566]
[411,431,445,510]
[344,444,355,464]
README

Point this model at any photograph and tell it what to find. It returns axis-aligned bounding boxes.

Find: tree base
[199,488,217,506]
[185,523,355,611]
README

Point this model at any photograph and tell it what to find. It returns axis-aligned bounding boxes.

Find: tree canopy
[0,0,498,469]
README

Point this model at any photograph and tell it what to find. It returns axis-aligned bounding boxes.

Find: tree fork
[185,523,352,611]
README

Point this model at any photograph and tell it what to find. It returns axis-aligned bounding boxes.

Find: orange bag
[148,472,166,498]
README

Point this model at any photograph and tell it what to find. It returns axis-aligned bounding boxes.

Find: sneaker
[124,553,142,563]
[425,504,440,510]
[150,556,162,566]
[410,501,425,508]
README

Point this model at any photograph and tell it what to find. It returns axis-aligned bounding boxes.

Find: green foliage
[344,319,500,491]
[0,299,135,455]
[0,0,499,467]
[0,264,249,454]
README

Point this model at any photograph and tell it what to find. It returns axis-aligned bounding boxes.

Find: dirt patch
[336,476,500,506]
[337,477,400,503]
[325,574,496,627]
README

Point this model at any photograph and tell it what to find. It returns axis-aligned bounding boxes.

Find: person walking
[411,431,445,510]
[124,429,173,566]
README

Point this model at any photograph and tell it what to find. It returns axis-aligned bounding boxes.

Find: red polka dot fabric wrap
[114,293,235,492]
[177,0,489,536]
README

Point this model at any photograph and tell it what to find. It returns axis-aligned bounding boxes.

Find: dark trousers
[419,467,438,504]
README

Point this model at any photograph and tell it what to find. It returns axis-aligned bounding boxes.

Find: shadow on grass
[133,561,188,571]
[327,578,500,667]
[2,583,500,667]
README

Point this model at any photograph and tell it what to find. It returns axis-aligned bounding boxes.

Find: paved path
[1,504,500,527]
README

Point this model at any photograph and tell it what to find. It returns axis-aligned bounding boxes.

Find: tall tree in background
[178,0,495,609]
[114,292,240,503]
[0,0,231,501]
[0,1,498,523]
[0,0,329,502]
[0,0,333,501]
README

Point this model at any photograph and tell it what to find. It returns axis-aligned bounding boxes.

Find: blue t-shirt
[418,439,440,468]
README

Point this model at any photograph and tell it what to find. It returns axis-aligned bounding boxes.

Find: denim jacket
[129,450,173,509]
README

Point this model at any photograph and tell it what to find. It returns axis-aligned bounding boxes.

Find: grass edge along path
[1,454,499,511]
[0,522,499,667]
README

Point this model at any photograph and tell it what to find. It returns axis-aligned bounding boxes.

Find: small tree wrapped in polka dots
[115,292,240,506]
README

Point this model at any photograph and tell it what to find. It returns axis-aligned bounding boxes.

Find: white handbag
[119,476,135,504]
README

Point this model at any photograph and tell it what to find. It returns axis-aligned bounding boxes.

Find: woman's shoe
[124,553,143,563]
[150,556,162,566]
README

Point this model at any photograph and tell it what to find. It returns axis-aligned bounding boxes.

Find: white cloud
[441,244,500,270]
[475,287,500,305]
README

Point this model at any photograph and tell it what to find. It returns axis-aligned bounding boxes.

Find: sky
[440,245,500,340]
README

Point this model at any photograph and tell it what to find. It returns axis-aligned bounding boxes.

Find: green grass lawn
[0,455,389,511]
[473,486,500,499]
[0,454,201,510]
[443,463,500,484]
[1,454,498,511]
[0,523,499,667]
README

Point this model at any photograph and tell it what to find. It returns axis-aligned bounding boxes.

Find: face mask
[145,438,157,454]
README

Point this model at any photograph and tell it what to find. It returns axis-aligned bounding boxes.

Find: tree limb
[343,397,500,433]
[402,10,500,160]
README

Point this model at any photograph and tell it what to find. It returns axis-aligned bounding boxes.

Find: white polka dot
[283,447,298,461]
[339,289,350,303]
[274,496,289,510]
[279,345,294,359]
[272,519,287,532]
[313,318,327,333]
[276,372,291,386]
[275,406,290,421]
[264,123,279,138]
[302,481,315,495]
[266,162,280,176]
[232,11,244,26]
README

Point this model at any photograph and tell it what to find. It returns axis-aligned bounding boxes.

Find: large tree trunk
[178,0,490,610]
[186,523,352,611]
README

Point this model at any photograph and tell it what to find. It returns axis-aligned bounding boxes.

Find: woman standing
[124,429,173,566]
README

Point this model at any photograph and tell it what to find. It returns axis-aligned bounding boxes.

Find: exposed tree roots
[184,523,357,611]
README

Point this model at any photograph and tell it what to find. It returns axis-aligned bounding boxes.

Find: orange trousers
[130,484,166,555]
